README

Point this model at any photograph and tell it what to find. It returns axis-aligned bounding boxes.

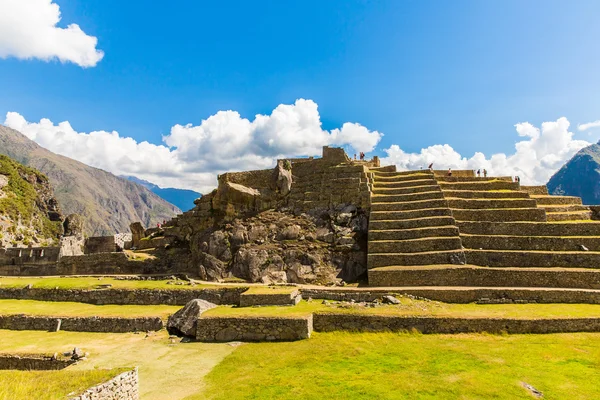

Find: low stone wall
[0,287,246,305]
[197,315,312,342]
[302,287,600,304]
[85,236,118,255]
[239,290,301,307]
[521,185,549,195]
[0,247,61,266]
[313,313,600,334]
[70,368,138,400]
[0,354,74,370]
[0,315,163,333]
[457,221,600,236]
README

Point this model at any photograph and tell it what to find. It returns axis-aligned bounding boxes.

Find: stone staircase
[367,167,600,297]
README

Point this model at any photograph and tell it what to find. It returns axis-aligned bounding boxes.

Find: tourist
[428,162,434,171]
[447,168,452,176]
[483,169,487,177]
[476,169,480,177]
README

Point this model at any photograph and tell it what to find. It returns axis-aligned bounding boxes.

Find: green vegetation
[0,368,127,400]
[0,299,180,319]
[205,298,600,319]
[0,154,61,240]
[197,331,600,400]
[243,285,298,295]
[0,276,226,290]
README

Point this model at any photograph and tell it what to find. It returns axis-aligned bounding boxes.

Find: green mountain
[547,141,600,205]
[0,154,63,247]
[122,175,201,212]
[0,125,180,236]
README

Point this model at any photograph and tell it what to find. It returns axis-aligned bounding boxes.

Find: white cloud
[381,117,590,185]
[0,0,104,67]
[578,120,600,132]
[4,99,382,193]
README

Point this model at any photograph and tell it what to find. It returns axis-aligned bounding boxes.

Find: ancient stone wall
[0,315,163,333]
[85,236,118,254]
[312,313,600,334]
[197,315,312,341]
[220,169,274,190]
[59,236,84,257]
[0,354,74,370]
[0,287,246,305]
[239,290,301,306]
[70,368,139,400]
[0,247,60,265]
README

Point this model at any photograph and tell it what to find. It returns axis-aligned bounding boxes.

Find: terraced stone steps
[368,265,600,289]
[371,191,443,203]
[457,221,600,236]
[369,226,460,241]
[451,208,547,222]
[369,216,457,230]
[371,199,449,212]
[374,179,438,188]
[438,181,520,191]
[466,249,600,269]
[437,176,513,183]
[546,211,592,222]
[461,234,600,251]
[368,237,463,253]
[444,190,530,199]
[372,173,434,182]
[372,185,441,195]
[447,198,538,209]
[368,249,466,268]
[370,208,453,220]
[531,195,582,205]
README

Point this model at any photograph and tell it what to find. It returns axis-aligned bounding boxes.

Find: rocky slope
[123,175,201,212]
[0,125,180,235]
[0,154,63,247]
[547,141,600,205]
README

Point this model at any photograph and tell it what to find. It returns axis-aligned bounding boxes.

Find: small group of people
[156,220,166,229]
[353,152,366,160]
[514,176,521,183]
[476,169,488,177]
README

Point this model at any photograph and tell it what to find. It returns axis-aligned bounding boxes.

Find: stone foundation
[70,368,138,400]
[0,354,74,370]
[239,289,301,307]
[197,315,312,341]
[0,315,163,333]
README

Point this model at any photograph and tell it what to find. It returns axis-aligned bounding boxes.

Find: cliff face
[0,125,180,235]
[547,142,600,205]
[0,154,63,247]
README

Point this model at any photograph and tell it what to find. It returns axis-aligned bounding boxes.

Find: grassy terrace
[0,369,127,400]
[198,331,600,400]
[0,299,180,319]
[204,298,600,319]
[0,276,232,291]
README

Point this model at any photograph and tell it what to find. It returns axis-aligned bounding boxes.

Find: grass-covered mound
[198,331,600,400]
[0,368,127,400]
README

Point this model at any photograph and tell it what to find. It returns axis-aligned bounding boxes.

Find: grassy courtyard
[0,276,228,290]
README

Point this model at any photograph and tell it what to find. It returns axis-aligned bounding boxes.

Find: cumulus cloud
[0,0,104,67]
[381,117,590,185]
[578,120,600,132]
[4,99,382,193]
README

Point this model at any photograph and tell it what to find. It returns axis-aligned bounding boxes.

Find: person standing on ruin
[447,168,452,176]
[476,169,480,177]
[428,162,434,171]
[483,169,487,177]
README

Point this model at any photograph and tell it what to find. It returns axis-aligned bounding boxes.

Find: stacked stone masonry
[197,315,312,342]
[0,315,163,332]
[70,368,139,400]
[0,354,74,370]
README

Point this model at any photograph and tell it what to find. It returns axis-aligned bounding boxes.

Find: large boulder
[273,160,293,195]
[63,214,85,238]
[167,299,217,337]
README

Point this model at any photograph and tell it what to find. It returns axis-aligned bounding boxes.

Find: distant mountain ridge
[122,175,201,212]
[0,124,180,235]
[547,141,600,205]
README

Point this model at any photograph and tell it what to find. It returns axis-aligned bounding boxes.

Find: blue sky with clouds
[1,0,600,191]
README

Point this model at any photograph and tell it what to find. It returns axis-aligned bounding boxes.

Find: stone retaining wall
[313,313,600,334]
[0,315,163,333]
[239,290,301,306]
[302,288,600,304]
[0,354,74,370]
[197,315,312,341]
[0,287,246,305]
[70,368,138,400]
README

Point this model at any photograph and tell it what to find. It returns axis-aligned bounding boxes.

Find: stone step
[374,179,438,188]
[368,166,397,173]
[466,249,600,269]
[437,176,513,183]
[443,190,530,199]
[368,237,463,253]
[433,170,475,178]
[369,216,457,230]
[367,265,600,289]
[370,208,453,221]
[369,226,460,241]
[457,221,600,236]
[372,170,433,178]
[546,211,592,222]
[374,173,435,183]
[461,234,600,251]
[521,186,549,195]
[451,208,547,222]
[371,191,443,203]
[308,285,600,304]
[439,181,520,191]
[367,249,466,268]
[530,195,582,205]
[372,185,441,195]
[538,205,589,213]
[371,199,449,212]
[448,198,538,209]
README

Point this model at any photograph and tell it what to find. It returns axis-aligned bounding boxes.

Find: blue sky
[1,0,599,191]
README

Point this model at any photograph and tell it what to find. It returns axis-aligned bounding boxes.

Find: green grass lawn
[0,299,181,319]
[204,298,600,319]
[0,276,228,290]
[242,285,298,295]
[0,369,127,400]
[196,331,600,400]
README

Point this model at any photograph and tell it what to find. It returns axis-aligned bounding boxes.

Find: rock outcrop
[167,299,217,337]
